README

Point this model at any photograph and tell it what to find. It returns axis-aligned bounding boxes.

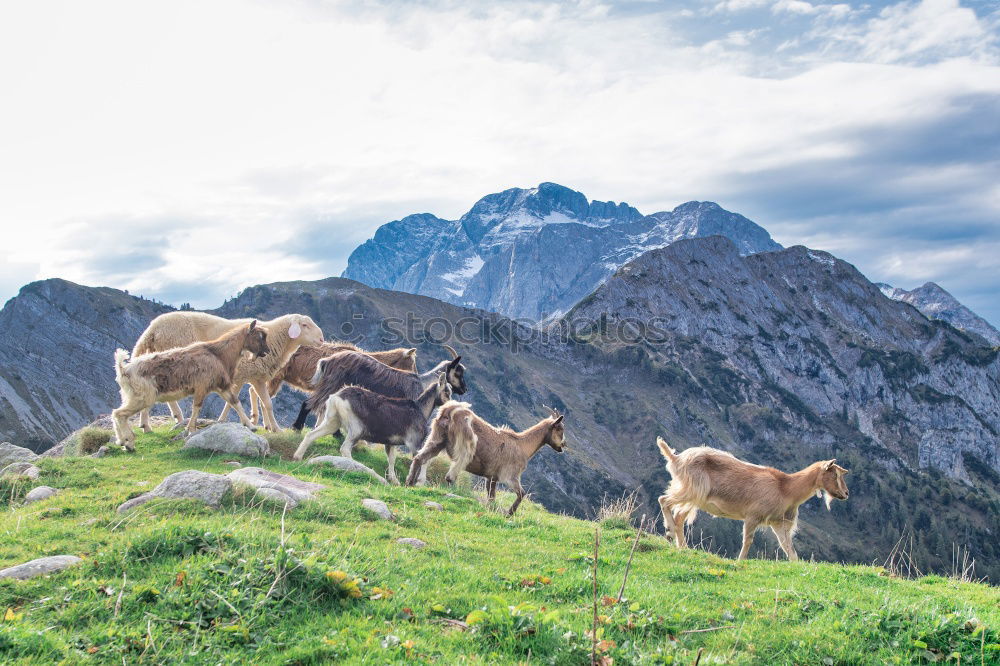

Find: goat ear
[823,459,836,471]
[450,356,462,367]
[249,320,257,332]
[553,415,564,425]
[437,372,447,387]
[407,348,417,357]
[288,322,302,339]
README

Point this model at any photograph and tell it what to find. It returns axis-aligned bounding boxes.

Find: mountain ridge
[342,182,782,320]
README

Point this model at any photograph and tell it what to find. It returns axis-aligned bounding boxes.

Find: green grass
[1,428,998,665]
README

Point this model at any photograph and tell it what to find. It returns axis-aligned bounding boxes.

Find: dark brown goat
[248,342,417,425]
[292,373,452,483]
[291,347,467,431]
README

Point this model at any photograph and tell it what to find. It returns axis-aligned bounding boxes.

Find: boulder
[182,423,269,457]
[254,487,299,509]
[308,456,388,484]
[24,486,58,504]
[0,442,39,468]
[423,501,444,511]
[117,470,232,513]
[226,467,325,504]
[1,462,40,480]
[396,537,427,549]
[0,555,83,580]
[361,498,394,521]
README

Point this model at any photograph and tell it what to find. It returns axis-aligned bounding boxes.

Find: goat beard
[815,489,833,511]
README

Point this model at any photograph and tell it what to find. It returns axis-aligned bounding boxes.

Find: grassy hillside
[1,430,998,665]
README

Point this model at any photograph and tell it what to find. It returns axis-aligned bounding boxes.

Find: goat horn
[442,344,459,360]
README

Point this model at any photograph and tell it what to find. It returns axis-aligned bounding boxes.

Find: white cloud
[0,0,996,322]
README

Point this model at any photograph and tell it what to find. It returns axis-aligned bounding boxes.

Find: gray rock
[444,493,464,499]
[396,537,427,549]
[0,442,39,469]
[182,423,269,457]
[222,461,242,467]
[254,487,299,509]
[24,486,58,504]
[91,446,111,458]
[308,456,388,484]
[361,498,394,521]
[1,462,40,480]
[226,467,325,503]
[423,501,444,511]
[117,470,232,513]
[0,555,83,580]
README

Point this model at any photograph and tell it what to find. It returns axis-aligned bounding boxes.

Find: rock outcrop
[0,555,82,580]
[182,423,270,457]
[117,470,232,513]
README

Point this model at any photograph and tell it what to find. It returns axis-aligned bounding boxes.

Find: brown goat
[247,342,417,425]
[405,403,566,516]
[655,437,850,561]
[112,322,269,450]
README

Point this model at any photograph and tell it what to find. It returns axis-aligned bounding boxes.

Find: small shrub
[78,427,113,455]
[597,491,639,527]
[0,476,31,507]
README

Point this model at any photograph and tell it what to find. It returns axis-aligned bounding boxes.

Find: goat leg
[186,390,206,436]
[507,478,526,516]
[385,445,399,485]
[140,408,153,433]
[658,495,683,548]
[738,520,760,560]
[771,522,798,561]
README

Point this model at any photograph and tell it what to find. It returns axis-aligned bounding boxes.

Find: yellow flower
[326,570,349,584]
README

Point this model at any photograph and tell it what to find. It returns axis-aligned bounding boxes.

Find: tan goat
[112,321,269,450]
[246,342,417,425]
[132,311,324,431]
[215,314,324,431]
[655,437,850,561]
[405,403,566,516]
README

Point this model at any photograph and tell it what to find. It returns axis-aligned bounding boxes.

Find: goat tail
[114,349,130,385]
[656,436,678,464]
[292,400,310,431]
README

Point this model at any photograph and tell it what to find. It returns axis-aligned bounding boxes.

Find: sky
[0,0,998,323]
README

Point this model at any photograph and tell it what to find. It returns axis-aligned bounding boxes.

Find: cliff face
[568,237,999,481]
[0,279,172,451]
[342,183,781,320]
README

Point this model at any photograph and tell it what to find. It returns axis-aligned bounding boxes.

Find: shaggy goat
[247,342,417,425]
[132,311,324,431]
[112,321,269,450]
[655,437,850,561]
[291,346,467,431]
[405,404,566,516]
[292,373,453,484]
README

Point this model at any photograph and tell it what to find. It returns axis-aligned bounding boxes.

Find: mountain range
[1,183,998,578]
[343,182,781,321]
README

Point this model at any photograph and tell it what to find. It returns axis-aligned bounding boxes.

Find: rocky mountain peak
[343,183,781,320]
[879,280,1000,346]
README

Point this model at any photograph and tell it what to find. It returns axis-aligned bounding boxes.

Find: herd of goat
[111,310,850,561]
